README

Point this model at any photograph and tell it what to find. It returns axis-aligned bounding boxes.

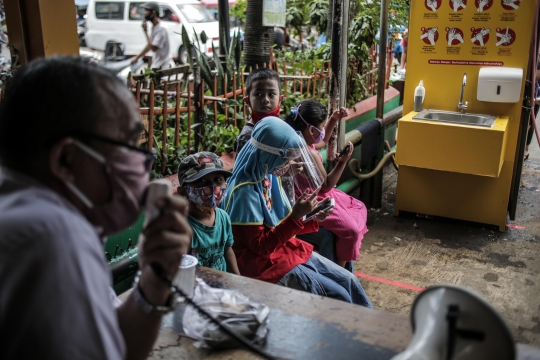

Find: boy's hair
[284,99,327,132]
[245,68,281,95]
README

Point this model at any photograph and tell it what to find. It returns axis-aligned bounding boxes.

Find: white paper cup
[173,255,198,298]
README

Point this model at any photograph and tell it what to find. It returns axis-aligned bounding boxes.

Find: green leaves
[309,0,328,35]
[286,6,305,29]
[349,15,376,49]
[230,0,247,24]
[181,25,195,71]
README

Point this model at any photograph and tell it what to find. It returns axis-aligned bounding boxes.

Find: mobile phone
[302,198,335,222]
[338,143,351,158]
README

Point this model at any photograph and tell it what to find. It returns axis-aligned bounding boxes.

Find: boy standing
[177,152,240,275]
[234,68,283,154]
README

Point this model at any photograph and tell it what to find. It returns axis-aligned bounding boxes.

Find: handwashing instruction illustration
[501,0,521,10]
[496,27,516,46]
[450,0,467,12]
[446,27,465,46]
[426,0,442,11]
[421,27,439,45]
[475,0,493,12]
[470,27,491,46]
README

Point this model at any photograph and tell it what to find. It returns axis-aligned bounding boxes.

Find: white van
[85,0,219,63]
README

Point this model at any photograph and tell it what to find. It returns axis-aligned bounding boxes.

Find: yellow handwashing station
[394,0,535,231]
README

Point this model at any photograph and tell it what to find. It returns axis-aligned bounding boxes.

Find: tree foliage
[309,0,328,35]
[230,0,247,25]
[354,0,410,37]
[285,0,310,36]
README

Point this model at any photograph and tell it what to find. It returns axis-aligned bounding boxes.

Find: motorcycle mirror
[104,41,126,62]
[200,30,208,44]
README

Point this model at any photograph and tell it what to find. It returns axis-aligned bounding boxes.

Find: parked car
[85,0,219,63]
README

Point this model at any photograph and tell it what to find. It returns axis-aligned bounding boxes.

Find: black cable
[150,263,277,360]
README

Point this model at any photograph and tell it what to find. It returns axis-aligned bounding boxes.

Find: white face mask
[63,139,151,236]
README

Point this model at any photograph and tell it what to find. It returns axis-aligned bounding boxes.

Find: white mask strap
[74,140,106,164]
[63,180,94,209]
[250,138,301,159]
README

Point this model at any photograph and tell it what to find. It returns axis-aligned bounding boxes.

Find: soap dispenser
[414,81,425,112]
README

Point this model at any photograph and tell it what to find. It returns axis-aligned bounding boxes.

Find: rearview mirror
[104,41,126,62]
[200,30,208,44]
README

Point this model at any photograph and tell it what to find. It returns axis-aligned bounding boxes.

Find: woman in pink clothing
[284,99,368,267]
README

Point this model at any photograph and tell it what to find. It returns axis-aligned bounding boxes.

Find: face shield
[250,134,325,206]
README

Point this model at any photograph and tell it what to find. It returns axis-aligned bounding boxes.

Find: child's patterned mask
[186,184,227,209]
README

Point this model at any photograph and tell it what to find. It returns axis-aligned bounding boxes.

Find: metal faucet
[457,73,468,111]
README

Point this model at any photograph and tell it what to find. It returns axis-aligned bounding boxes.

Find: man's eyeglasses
[74,132,155,169]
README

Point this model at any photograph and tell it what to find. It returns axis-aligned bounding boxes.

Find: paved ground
[355,128,540,346]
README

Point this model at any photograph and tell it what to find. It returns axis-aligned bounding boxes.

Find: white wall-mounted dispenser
[477,67,523,103]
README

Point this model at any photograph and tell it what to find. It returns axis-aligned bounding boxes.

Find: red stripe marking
[355,271,425,292]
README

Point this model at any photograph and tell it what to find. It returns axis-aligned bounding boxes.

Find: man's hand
[137,196,191,305]
[142,21,148,32]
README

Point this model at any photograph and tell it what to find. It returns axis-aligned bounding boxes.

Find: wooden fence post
[161,81,168,175]
[174,82,180,147]
[193,62,203,151]
[148,81,155,152]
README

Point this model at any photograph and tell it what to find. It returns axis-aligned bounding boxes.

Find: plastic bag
[182,278,270,349]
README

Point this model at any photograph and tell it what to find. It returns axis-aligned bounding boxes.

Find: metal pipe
[348,150,397,180]
[345,106,403,144]
[457,73,468,111]
[328,0,343,162]
[376,0,389,119]
[380,105,403,127]
[337,0,350,150]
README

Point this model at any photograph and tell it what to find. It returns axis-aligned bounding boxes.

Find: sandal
[524,149,530,161]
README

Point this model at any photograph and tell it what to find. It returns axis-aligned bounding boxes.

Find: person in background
[285,99,368,268]
[224,116,373,307]
[234,68,283,154]
[0,57,192,360]
[393,33,403,65]
[400,28,408,69]
[274,27,286,51]
[177,152,240,275]
[130,2,173,69]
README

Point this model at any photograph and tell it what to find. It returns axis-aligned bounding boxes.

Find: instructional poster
[262,0,287,27]
[412,0,530,63]
[404,0,535,116]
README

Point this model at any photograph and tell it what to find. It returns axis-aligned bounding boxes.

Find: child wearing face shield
[224,117,372,307]
[285,99,368,268]
[177,152,240,275]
